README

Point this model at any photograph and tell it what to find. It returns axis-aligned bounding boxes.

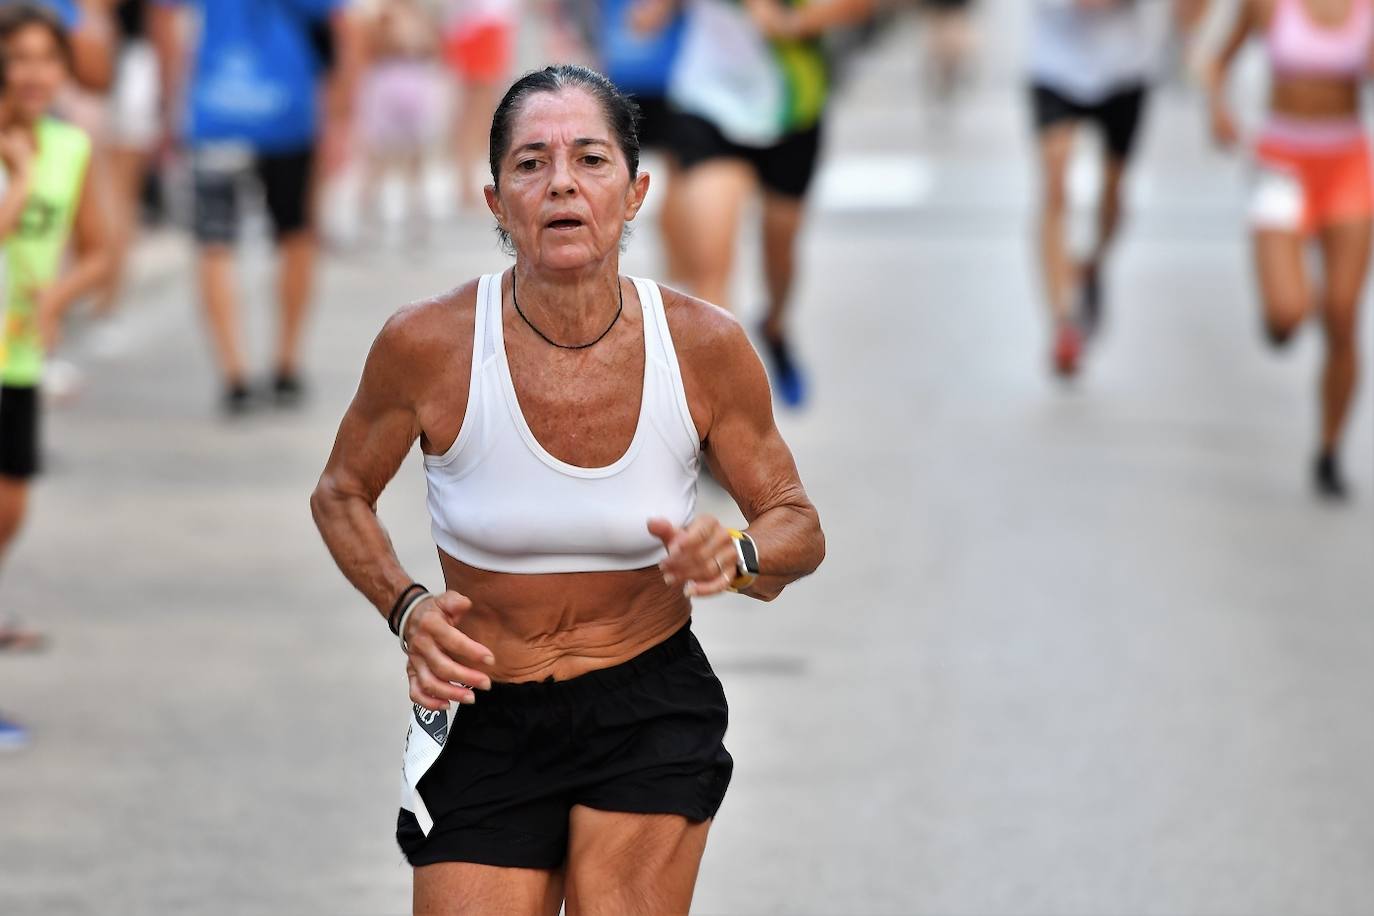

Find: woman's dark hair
[0,2,73,70]
[489,64,641,190]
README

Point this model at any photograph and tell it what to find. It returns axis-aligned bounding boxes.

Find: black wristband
[388,583,427,635]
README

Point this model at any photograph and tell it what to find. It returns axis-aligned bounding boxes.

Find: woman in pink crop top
[1206,0,1374,499]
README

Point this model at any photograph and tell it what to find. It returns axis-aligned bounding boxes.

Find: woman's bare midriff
[1270,78,1360,120]
[438,549,692,683]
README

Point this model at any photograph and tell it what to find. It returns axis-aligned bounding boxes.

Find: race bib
[400,702,454,836]
[1250,164,1305,232]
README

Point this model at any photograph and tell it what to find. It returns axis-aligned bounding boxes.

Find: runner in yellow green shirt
[0,3,111,651]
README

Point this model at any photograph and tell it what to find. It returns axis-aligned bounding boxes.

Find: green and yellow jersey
[668,0,831,146]
[0,116,91,388]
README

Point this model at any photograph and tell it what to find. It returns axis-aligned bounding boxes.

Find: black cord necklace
[511,271,624,350]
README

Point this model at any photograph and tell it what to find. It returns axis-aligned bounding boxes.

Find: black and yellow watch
[727,529,760,592]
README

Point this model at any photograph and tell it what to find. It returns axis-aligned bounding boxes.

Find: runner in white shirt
[1029,0,1167,377]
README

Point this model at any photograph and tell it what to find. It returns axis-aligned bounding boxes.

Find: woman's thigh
[1253,229,1315,333]
[676,159,756,287]
[1318,218,1373,330]
[564,807,711,916]
[413,861,564,916]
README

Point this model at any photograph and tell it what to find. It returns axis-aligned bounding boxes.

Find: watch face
[737,535,760,575]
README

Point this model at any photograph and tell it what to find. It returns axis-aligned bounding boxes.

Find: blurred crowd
[1,0,1372,745]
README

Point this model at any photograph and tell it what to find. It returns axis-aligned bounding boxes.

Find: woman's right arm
[311,312,425,614]
[0,132,33,239]
[311,306,494,710]
[1204,0,1256,147]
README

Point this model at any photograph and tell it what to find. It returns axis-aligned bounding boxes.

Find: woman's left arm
[37,157,112,348]
[652,300,824,602]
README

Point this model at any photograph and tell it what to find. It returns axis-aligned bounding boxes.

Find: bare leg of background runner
[0,477,26,566]
[1317,218,1372,452]
[761,191,804,340]
[657,160,690,285]
[197,246,248,384]
[1036,122,1076,324]
[95,146,147,317]
[677,159,755,310]
[1089,155,1127,270]
[1253,228,1314,344]
[275,230,316,378]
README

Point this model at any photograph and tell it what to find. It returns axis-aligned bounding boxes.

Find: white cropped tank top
[424,273,701,574]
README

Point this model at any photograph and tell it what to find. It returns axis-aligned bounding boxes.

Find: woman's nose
[548,156,577,196]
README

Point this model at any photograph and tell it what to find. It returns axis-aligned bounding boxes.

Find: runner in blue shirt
[602,0,690,282]
[152,0,355,414]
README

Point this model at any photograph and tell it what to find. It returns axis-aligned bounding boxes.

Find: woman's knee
[0,478,29,548]
[1262,295,1311,347]
[1041,175,1069,215]
[1322,299,1362,353]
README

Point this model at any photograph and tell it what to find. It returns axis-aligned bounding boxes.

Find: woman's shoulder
[374,278,482,365]
[653,282,765,393]
[655,282,751,356]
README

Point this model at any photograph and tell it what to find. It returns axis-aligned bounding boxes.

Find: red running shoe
[1052,322,1082,377]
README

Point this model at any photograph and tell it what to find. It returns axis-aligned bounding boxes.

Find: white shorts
[108,41,160,151]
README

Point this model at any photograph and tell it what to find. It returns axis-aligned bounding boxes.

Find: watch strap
[727,529,759,592]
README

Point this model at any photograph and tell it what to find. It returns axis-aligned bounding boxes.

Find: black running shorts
[673,112,823,199]
[1031,83,1149,161]
[631,94,679,154]
[192,145,316,245]
[0,385,40,480]
[397,622,733,870]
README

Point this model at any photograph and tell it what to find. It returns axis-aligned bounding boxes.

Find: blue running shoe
[0,714,30,751]
[761,328,808,409]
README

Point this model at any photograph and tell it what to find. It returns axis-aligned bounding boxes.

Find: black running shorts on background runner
[192,145,316,245]
[0,385,40,479]
[630,94,680,153]
[397,622,733,869]
[673,111,823,199]
[1031,83,1149,161]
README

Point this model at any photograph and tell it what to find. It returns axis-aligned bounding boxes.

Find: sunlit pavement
[2,5,1372,914]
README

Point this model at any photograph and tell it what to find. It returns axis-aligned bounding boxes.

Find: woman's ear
[624,170,651,222]
[484,183,503,224]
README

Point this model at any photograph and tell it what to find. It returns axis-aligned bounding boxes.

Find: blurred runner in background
[660,0,876,409]
[152,0,355,415]
[356,0,443,243]
[0,0,115,90]
[604,0,688,281]
[1029,0,1161,378]
[0,3,110,656]
[91,0,159,324]
[443,0,517,209]
[1204,0,1374,499]
[10,1,113,401]
[922,0,976,101]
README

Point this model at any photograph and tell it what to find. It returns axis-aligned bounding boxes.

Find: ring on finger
[713,557,727,580]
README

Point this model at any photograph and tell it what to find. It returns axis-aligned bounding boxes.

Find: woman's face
[486,88,650,274]
[3,24,67,123]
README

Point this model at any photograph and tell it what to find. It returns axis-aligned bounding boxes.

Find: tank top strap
[633,276,701,454]
[423,273,495,468]
[482,271,503,362]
